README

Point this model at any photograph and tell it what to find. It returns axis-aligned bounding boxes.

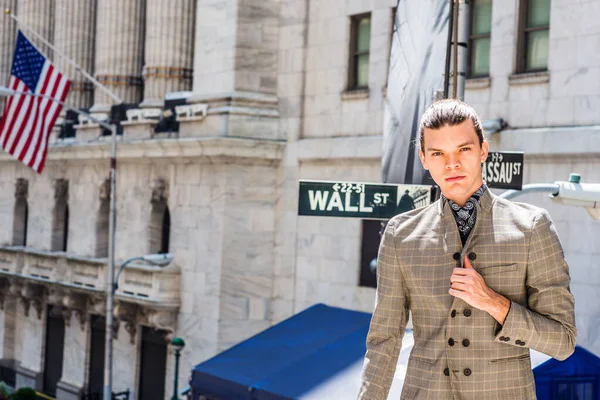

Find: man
[358,99,576,400]
[396,190,416,214]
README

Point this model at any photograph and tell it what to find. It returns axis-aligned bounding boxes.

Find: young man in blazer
[358,99,576,400]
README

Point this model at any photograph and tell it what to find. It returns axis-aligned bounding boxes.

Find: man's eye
[432,152,441,156]
[460,147,471,152]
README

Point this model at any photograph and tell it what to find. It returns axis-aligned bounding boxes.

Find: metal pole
[443,0,455,99]
[5,9,123,104]
[455,0,470,100]
[103,123,118,400]
[499,184,560,200]
[171,349,181,400]
[451,0,459,98]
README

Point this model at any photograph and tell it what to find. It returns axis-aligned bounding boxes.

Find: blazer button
[499,336,506,341]
[462,339,470,347]
[468,252,476,261]
[448,338,455,346]
[451,310,457,318]
[464,368,472,376]
[453,252,461,260]
[504,337,511,342]
[463,309,471,317]
[444,367,450,376]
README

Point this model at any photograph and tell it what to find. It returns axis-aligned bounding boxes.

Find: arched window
[95,180,110,258]
[12,178,29,246]
[149,201,170,255]
[149,178,170,255]
[51,180,69,252]
[161,206,170,254]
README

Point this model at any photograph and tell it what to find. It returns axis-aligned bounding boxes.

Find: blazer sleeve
[494,209,577,360]
[358,218,410,400]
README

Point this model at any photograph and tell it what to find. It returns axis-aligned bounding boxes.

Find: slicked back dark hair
[418,99,486,151]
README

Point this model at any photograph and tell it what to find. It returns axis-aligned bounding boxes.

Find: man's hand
[449,255,511,325]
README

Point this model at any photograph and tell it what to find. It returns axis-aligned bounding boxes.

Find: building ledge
[466,77,491,90]
[0,137,286,163]
[508,71,550,86]
[297,135,382,161]
[341,88,370,101]
[489,125,600,158]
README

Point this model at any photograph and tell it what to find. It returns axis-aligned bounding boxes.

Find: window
[12,178,28,246]
[95,180,110,258]
[51,179,69,252]
[468,0,493,77]
[149,178,170,255]
[517,0,550,73]
[349,13,371,89]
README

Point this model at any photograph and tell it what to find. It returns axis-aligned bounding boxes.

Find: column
[18,0,54,58]
[92,0,145,111]
[141,0,195,107]
[53,0,96,109]
[183,0,282,140]
[0,0,18,113]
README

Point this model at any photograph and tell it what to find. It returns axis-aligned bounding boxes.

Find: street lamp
[0,85,120,400]
[500,173,600,220]
[171,337,185,400]
[114,253,174,290]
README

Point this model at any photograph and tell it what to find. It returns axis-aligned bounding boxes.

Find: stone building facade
[0,0,598,399]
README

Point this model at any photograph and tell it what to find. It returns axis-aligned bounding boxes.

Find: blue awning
[190,304,372,400]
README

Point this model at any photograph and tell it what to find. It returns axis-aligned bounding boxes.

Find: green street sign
[298,180,433,219]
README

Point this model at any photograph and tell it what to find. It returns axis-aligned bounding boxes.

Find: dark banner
[298,180,432,219]
[382,1,450,185]
[482,152,524,190]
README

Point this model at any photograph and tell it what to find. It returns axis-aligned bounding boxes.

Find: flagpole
[3,11,121,398]
[4,8,122,104]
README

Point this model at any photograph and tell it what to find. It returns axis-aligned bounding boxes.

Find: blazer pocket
[489,353,530,364]
[479,263,519,275]
[409,354,436,364]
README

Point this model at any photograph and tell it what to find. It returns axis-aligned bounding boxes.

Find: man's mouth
[446,176,465,182]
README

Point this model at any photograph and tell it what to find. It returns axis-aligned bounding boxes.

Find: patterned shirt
[444,183,488,245]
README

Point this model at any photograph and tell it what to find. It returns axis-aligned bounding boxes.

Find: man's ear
[419,150,428,170]
[481,141,489,163]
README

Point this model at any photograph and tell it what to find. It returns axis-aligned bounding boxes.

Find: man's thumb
[463,255,474,268]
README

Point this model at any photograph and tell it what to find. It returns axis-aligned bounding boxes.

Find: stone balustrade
[0,245,181,308]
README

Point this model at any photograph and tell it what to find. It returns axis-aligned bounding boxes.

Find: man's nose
[445,156,460,169]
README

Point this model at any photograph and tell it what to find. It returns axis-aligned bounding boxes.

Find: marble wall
[466,0,600,127]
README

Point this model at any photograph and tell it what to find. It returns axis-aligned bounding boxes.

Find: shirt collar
[438,182,492,216]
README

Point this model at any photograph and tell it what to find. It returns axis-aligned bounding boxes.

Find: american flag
[0,30,71,173]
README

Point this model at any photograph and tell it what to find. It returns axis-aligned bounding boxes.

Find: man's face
[419,119,489,206]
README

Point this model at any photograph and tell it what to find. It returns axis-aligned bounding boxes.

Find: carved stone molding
[99,178,111,201]
[0,279,9,310]
[54,179,69,201]
[150,178,168,203]
[145,309,177,332]
[47,288,66,305]
[20,284,45,319]
[114,302,139,344]
[63,293,89,330]
[15,178,28,199]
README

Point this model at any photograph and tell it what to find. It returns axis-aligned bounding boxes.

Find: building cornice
[296,135,383,161]
[0,137,286,163]
[489,125,600,159]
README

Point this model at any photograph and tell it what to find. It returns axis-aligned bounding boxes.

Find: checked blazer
[358,188,577,400]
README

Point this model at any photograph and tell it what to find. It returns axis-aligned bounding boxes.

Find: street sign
[298,180,433,219]
[482,152,524,190]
